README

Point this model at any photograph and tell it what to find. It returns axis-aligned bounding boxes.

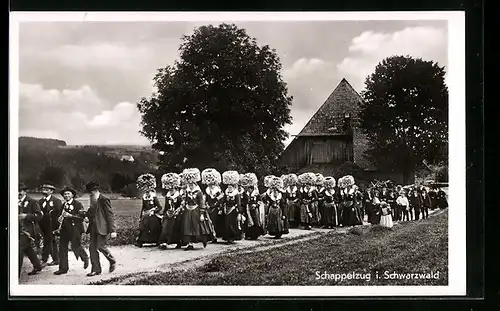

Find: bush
[81,213,139,246]
[123,183,139,198]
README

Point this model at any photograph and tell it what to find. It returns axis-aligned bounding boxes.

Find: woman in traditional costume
[266,176,289,239]
[339,175,363,226]
[386,188,397,221]
[241,173,265,240]
[179,168,209,250]
[135,174,163,247]
[221,170,243,244]
[283,174,300,228]
[314,173,325,227]
[436,188,448,210]
[298,172,318,230]
[321,177,338,228]
[370,189,382,225]
[158,173,185,249]
[202,168,224,243]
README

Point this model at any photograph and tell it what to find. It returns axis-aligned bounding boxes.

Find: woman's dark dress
[436,190,448,209]
[222,189,243,242]
[266,191,289,237]
[315,186,325,226]
[159,190,184,245]
[284,186,301,227]
[429,190,438,210]
[299,186,318,226]
[387,192,396,221]
[242,189,265,239]
[322,189,339,227]
[137,196,163,244]
[371,197,382,224]
[340,188,363,226]
[181,186,209,244]
[364,191,373,224]
[205,186,225,239]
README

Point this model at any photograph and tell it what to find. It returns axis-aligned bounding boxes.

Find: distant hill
[18,137,161,194]
[19,136,67,148]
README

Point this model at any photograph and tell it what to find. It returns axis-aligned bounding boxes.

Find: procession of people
[18,168,448,278]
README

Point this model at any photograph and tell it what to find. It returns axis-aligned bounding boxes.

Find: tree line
[19,138,157,197]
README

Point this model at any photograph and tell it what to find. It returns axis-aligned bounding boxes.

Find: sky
[18,19,448,146]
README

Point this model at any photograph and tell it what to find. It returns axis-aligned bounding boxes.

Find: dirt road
[19,227,328,285]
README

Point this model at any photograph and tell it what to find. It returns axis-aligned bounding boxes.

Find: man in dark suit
[420,188,432,219]
[53,186,90,275]
[84,181,117,277]
[18,183,44,276]
[38,183,63,266]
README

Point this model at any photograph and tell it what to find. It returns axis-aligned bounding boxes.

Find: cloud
[19,83,149,145]
[20,83,104,115]
[44,43,157,70]
[282,57,345,143]
[337,26,447,92]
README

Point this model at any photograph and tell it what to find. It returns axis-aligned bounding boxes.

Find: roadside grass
[108,211,447,286]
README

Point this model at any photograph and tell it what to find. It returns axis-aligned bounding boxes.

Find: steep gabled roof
[297,78,363,136]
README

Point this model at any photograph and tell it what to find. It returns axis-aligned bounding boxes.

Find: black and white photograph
[9,12,466,296]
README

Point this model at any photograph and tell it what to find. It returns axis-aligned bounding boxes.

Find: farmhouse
[279,78,411,185]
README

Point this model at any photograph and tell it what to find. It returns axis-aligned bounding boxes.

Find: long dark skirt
[267,206,288,236]
[245,206,265,239]
[287,199,301,227]
[300,202,316,224]
[200,212,216,240]
[311,201,321,225]
[159,214,184,245]
[222,209,241,242]
[138,214,162,244]
[182,208,207,244]
[208,209,224,238]
[365,202,373,224]
[322,201,338,226]
[341,202,363,226]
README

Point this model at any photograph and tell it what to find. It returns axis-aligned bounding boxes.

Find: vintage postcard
[9,11,465,297]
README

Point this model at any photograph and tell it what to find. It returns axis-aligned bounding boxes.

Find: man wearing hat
[38,182,63,266]
[18,183,43,276]
[53,186,90,275]
[84,181,117,277]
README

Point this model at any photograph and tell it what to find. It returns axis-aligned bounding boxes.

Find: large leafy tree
[138,23,293,176]
[360,55,448,184]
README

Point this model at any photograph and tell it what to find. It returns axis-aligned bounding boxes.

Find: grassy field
[103,210,448,286]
